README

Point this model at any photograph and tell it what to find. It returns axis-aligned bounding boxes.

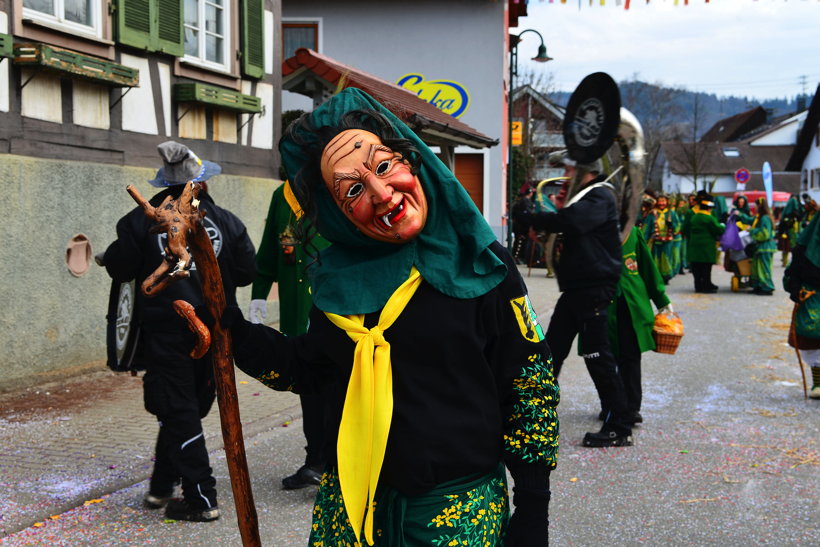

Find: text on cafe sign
[396,74,470,118]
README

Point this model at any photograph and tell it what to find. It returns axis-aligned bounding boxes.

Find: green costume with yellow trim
[750,214,776,293]
[609,227,670,355]
[644,207,680,282]
[251,183,329,335]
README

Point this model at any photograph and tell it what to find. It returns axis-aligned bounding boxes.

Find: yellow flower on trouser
[325,267,423,546]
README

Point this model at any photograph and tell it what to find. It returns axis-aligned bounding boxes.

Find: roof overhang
[282,49,498,150]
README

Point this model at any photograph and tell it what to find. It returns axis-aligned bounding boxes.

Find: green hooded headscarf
[279,88,506,315]
[797,210,820,269]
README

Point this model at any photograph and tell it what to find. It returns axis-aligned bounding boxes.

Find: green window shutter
[116,0,183,55]
[156,0,184,56]
[116,0,152,50]
[241,0,264,78]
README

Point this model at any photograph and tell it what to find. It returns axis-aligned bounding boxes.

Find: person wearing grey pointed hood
[102,141,257,522]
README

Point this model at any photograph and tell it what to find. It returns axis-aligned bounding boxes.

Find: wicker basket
[653,330,683,354]
[736,258,752,277]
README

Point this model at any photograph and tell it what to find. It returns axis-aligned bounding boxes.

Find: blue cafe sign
[396,73,470,118]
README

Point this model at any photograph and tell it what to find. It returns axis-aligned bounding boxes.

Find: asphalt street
[0,262,818,546]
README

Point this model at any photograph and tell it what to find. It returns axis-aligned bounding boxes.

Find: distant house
[661,106,805,202]
[785,83,820,202]
[511,84,565,182]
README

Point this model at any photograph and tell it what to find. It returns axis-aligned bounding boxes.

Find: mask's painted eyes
[346,182,364,198]
[375,158,393,176]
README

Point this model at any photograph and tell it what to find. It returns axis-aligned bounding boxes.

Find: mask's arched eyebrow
[332,171,359,199]
[365,144,393,170]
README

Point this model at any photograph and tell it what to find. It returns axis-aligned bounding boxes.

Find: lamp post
[507,29,552,251]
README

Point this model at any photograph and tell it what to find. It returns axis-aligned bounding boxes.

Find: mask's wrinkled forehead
[320,130,385,185]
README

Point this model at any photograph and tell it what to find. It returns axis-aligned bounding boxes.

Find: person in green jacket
[732,194,754,226]
[783,212,820,399]
[749,197,777,295]
[600,226,671,425]
[248,181,331,488]
[674,196,690,275]
[777,194,802,267]
[643,194,681,284]
[679,193,698,273]
[682,194,725,293]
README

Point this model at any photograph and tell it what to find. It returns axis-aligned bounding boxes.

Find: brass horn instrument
[543,107,646,274]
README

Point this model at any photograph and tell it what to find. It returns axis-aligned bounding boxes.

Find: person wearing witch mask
[220,89,558,546]
[643,194,681,284]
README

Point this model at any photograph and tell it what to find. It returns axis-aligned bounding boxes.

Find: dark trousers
[299,392,328,470]
[546,286,632,434]
[690,261,714,292]
[143,330,217,509]
[615,297,642,413]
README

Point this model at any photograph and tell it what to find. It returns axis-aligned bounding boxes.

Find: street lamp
[507,29,552,251]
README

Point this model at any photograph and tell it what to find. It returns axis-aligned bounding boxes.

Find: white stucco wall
[750,112,806,146]
[282,0,507,238]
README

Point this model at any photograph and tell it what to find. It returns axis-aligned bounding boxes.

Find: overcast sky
[516,0,819,101]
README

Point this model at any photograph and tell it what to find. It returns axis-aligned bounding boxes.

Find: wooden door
[454,153,484,213]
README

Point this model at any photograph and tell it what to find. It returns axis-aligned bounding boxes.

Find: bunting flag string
[552,0,721,11]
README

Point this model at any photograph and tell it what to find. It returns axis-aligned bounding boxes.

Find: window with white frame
[184,0,230,72]
[23,0,101,38]
[283,21,318,59]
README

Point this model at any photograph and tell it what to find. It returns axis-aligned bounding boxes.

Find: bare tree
[674,93,713,192]
[620,74,685,189]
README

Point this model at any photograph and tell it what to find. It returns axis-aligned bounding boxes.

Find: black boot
[582,427,633,447]
[282,464,323,489]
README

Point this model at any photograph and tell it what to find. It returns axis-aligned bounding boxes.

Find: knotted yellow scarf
[656,208,668,233]
[324,266,423,546]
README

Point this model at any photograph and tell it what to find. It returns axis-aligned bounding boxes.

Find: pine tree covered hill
[552,80,812,139]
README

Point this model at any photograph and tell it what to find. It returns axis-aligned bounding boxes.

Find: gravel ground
[1,262,817,546]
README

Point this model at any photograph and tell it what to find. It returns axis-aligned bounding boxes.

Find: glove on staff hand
[504,462,550,546]
[195,305,252,345]
[249,299,267,324]
[504,487,550,546]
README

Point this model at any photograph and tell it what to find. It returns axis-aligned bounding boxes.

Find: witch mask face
[320,129,428,244]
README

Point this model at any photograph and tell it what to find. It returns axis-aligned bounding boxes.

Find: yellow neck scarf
[324,266,423,546]
[656,208,668,232]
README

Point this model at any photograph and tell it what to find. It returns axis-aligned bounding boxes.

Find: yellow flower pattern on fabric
[257,369,294,392]
[310,467,377,546]
[503,353,559,467]
[427,474,509,547]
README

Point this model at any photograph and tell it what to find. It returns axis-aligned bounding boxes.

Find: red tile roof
[282,48,498,149]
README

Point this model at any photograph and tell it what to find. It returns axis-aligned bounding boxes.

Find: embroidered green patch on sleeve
[510,295,545,343]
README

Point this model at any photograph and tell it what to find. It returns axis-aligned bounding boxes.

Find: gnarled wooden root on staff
[172,300,211,359]
[126,183,199,296]
[125,182,261,547]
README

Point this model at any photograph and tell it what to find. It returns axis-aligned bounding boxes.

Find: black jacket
[232,242,558,496]
[525,178,621,291]
[104,187,257,332]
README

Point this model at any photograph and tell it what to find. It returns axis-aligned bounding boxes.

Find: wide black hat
[563,72,621,165]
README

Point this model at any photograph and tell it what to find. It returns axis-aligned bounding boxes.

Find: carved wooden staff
[126,182,261,546]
